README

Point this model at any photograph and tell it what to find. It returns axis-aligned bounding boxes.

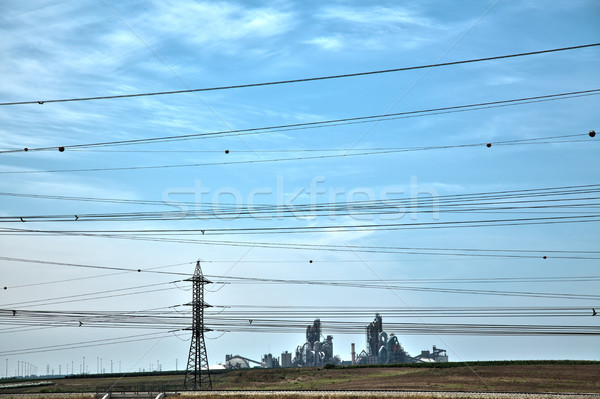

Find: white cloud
[303,4,443,51]
[303,36,343,51]
[318,5,433,28]
[148,1,294,48]
[486,75,523,86]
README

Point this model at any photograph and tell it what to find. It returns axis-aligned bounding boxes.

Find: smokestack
[351,343,356,365]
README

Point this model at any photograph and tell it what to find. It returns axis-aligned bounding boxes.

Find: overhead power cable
[0,256,191,276]
[206,275,600,285]
[206,320,600,336]
[3,319,598,356]
[2,214,599,237]
[2,186,599,224]
[1,130,596,174]
[1,89,597,154]
[0,281,183,309]
[1,274,599,310]
[1,43,599,107]
[0,331,178,356]
[1,306,597,333]
[208,305,600,316]
[1,185,596,251]
[1,137,597,173]
[202,277,600,301]
[69,137,596,153]
[3,218,597,248]
[12,224,593,251]
[1,261,194,290]
[149,236,600,257]
[2,306,598,340]
[0,183,597,209]
[0,308,190,332]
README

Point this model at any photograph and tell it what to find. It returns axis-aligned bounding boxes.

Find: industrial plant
[223,313,447,369]
[354,314,447,364]
[292,319,337,367]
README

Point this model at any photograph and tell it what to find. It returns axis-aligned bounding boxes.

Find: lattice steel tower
[184,260,212,390]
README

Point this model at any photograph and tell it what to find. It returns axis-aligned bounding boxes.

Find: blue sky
[0,0,599,376]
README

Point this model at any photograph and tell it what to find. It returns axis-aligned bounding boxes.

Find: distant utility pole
[183,261,212,390]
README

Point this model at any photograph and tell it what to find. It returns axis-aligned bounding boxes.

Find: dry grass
[3,395,595,399]
[1,362,599,395]
[0,395,94,399]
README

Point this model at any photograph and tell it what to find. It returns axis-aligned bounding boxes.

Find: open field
[1,361,599,396]
[3,393,600,399]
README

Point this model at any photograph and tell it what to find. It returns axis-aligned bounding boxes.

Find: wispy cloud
[143,1,294,52]
[304,36,343,51]
[318,5,433,27]
[486,75,524,86]
[305,4,443,51]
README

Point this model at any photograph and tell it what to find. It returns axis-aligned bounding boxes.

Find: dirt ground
[212,364,600,392]
[2,363,599,394]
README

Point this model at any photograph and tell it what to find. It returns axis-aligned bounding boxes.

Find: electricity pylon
[183,261,212,390]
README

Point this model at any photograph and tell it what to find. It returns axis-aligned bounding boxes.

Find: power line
[1,185,596,251]
[206,278,600,301]
[0,308,190,332]
[2,306,598,342]
[1,133,597,174]
[65,137,596,153]
[3,214,598,237]
[3,319,598,356]
[1,183,598,209]
[15,224,592,252]
[207,275,600,285]
[0,331,177,356]
[1,261,194,290]
[1,306,595,332]
[2,274,599,314]
[0,281,183,309]
[152,236,600,257]
[1,43,598,107]
[0,256,191,276]
[3,190,599,223]
[206,320,600,336]
[1,89,597,154]
[4,218,597,249]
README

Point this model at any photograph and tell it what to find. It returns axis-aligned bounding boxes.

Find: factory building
[292,319,337,367]
[261,353,280,368]
[356,314,412,364]
[224,353,281,369]
[415,346,449,363]
[224,314,447,369]
[225,354,253,369]
[354,314,448,365]
[281,351,292,368]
